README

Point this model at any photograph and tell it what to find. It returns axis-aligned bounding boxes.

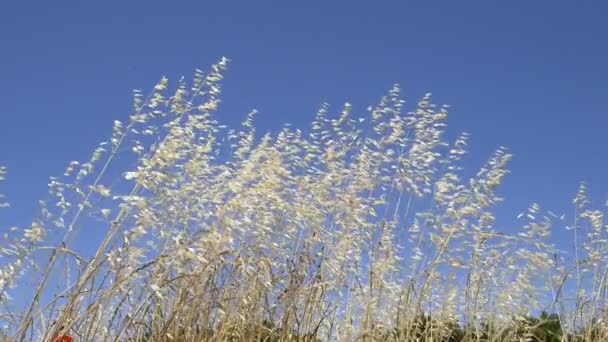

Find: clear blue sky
[0,1,606,248]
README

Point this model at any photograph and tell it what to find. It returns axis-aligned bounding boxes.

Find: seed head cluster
[0,60,606,341]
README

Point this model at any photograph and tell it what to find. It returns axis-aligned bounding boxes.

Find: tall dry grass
[0,59,607,341]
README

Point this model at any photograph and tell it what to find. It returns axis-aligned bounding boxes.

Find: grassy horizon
[0,60,607,341]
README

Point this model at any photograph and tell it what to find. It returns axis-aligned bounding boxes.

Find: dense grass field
[1,60,607,341]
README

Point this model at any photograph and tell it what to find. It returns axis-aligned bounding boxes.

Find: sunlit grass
[0,59,606,341]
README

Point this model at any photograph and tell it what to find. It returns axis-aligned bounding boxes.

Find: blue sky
[0,1,606,249]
